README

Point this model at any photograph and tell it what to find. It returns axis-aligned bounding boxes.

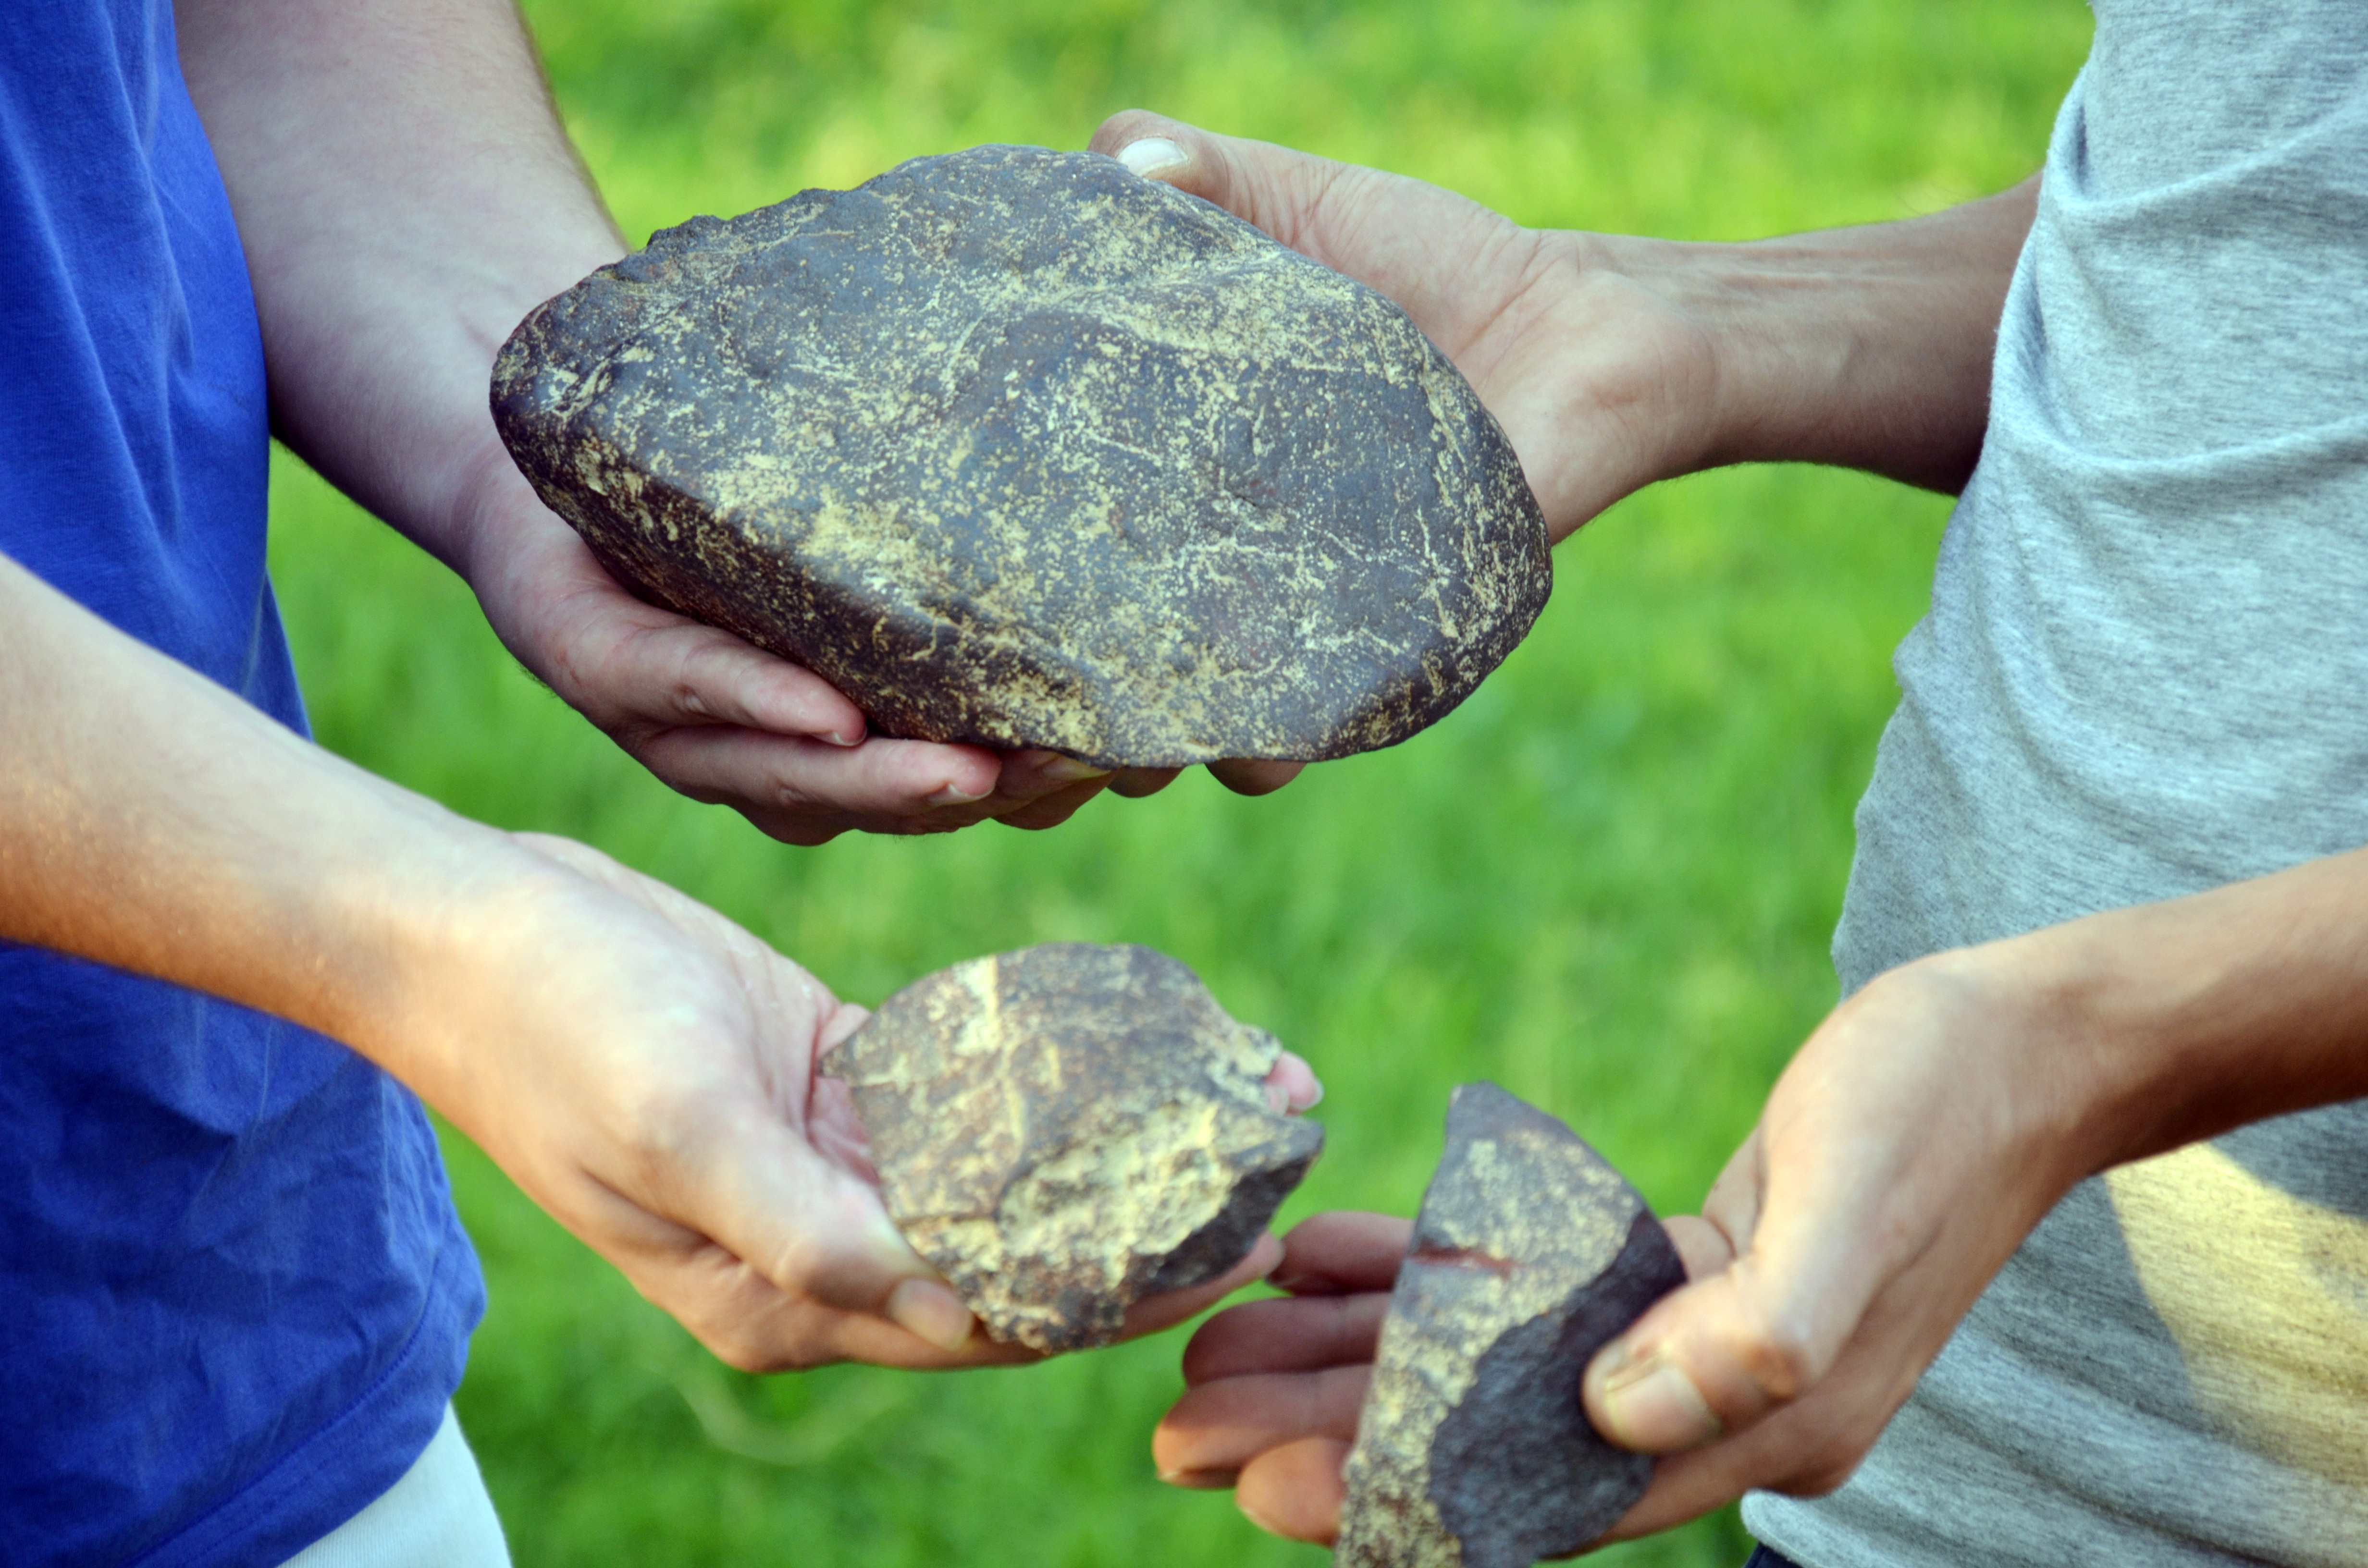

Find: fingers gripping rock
[1337,1084,1685,1568]
[491,145,1550,769]
[822,943,1322,1352]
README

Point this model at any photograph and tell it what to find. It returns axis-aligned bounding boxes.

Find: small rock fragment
[491,144,1550,768]
[1336,1083,1686,1568]
[822,943,1322,1352]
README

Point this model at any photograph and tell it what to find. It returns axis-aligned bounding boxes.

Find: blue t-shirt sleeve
[0,5,484,1564]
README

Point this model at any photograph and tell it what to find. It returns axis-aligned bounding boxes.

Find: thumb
[1581,1204,1875,1454]
[1089,110,1347,254]
[689,1102,978,1352]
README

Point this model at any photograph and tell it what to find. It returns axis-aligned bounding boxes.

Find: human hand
[451,462,1133,845]
[453,444,1311,833]
[1088,113,1725,541]
[1157,954,2091,1546]
[397,828,1307,1369]
[1152,1209,1726,1542]
[1571,953,2098,1536]
[1154,1211,1406,1537]
[1090,114,2042,521]
[0,548,1307,1372]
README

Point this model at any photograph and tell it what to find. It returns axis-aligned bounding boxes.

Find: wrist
[331,817,592,1120]
[1854,942,2115,1203]
[1925,848,2368,1185]
[442,421,551,586]
[1908,934,2143,1190]
[1570,231,1733,486]
[1554,228,1849,484]
[1974,915,2187,1176]
[1461,228,1727,531]
[1586,180,2036,492]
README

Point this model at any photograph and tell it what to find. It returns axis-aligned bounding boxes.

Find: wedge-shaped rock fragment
[491,144,1551,768]
[822,942,1322,1352]
[1337,1083,1686,1568]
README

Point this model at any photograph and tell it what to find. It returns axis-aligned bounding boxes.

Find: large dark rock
[1336,1083,1686,1568]
[492,145,1550,768]
[821,943,1322,1352]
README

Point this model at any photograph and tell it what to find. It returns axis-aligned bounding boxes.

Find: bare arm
[1154,844,2368,1542]
[1568,849,2368,1530]
[1092,112,2368,1545]
[1636,179,2035,495]
[1090,113,2035,535]
[0,549,974,1364]
[173,0,1113,842]
[173,0,616,566]
[0,548,1288,1365]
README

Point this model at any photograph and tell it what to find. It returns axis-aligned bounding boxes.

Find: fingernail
[1237,1494,1286,1535]
[1039,756,1114,784]
[825,728,863,747]
[1261,1076,1325,1115]
[864,1208,923,1265]
[1265,1055,1324,1115]
[1118,137,1190,179]
[1158,1466,1239,1490]
[1597,1348,1722,1449]
[1246,1236,1284,1282]
[886,1277,975,1352]
[926,782,993,806]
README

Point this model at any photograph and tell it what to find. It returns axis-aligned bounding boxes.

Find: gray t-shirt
[1744,4,2368,1564]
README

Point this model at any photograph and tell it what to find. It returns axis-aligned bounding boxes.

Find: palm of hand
[419,832,1291,1373]
[454,469,1122,845]
[424,831,965,1370]
[462,460,1307,838]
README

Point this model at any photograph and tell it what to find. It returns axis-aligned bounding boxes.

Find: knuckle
[625,1090,730,1183]
[769,781,823,813]
[756,1228,839,1299]
[700,1326,800,1375]
[754,813,842,847]
[1786,1438,1875,1497]
[891,814,966,837]
[1727,1310,1824,1406]
[1091,107,1160,149]
[703,1334,771,1374]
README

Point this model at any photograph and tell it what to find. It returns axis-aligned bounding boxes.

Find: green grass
[265,1,2092,1562]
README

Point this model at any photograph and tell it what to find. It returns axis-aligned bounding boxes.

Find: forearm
[0,551,1021,1361]
[1961,845,2368,1176]
[0,551,528,1093]
[174,1,1059,841]
[175,0,620,577]
[1600,175,2038,495]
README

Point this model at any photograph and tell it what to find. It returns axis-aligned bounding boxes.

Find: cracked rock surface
[491,144,1550,768]
[1336,1083,1686,1568]
[821,943,1322,1352]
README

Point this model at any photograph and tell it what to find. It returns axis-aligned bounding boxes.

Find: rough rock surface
[1336,1083,1686,1568]
[491,144,1550,768]
[821,943,1322,1352]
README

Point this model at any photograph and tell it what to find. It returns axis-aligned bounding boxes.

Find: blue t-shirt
[0,5,485,1565]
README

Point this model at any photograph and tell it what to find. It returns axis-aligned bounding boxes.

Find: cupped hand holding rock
[410,837,1292,1371]
[455,457,1131,845]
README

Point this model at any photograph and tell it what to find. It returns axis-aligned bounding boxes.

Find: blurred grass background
[266,1,2092,1562]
